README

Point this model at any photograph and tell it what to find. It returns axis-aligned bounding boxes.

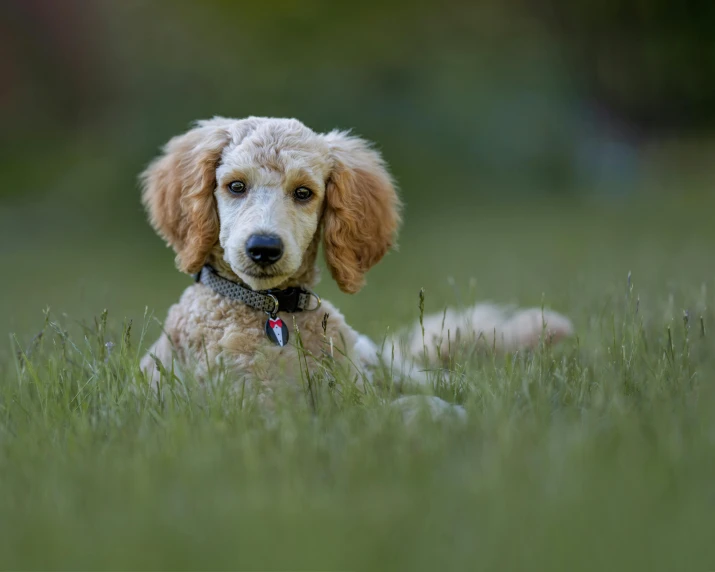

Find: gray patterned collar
[194,265,321,317]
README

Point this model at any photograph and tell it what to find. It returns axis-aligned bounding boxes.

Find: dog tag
[265,316,289,346]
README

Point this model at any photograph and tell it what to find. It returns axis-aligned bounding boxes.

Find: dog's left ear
[321,131,402,294]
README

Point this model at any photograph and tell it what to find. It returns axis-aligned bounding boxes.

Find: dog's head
[141,117,401,293]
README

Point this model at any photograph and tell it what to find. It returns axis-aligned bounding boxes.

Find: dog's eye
[228,181,246,195]
[293,187,313,201]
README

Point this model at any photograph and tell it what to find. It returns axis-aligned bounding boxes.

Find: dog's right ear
[140,118,232,274]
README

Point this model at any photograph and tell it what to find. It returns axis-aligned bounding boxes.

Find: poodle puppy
[139,117,572,407]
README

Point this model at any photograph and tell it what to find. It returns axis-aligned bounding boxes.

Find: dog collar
[195,265,321,317]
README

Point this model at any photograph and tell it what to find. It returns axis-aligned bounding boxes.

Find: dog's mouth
[232,255,285,279]
[229,250,297,289]
[233,263,292,289]
[240,268,281,279]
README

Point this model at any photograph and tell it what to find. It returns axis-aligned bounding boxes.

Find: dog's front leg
[351,334,466,422]
[139,332,176,389]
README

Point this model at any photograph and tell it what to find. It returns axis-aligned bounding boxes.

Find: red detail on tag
[269,318,282,328]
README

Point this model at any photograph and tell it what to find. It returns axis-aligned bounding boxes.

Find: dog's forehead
[220,119,331,177]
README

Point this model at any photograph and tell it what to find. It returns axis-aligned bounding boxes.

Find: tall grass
[2,268,714,570]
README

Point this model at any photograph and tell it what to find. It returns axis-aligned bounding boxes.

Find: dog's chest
[171,285,357,383]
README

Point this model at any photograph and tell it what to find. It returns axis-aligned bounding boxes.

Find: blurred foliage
[533,0,715,132]
[0,0,713,337]
[2,0,714,203]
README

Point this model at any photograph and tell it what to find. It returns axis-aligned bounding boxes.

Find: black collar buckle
[265,287,303,313]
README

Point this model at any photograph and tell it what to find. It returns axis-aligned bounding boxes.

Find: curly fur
[140,117,573,406]
[322,131,401,293]
[141,118,233,273]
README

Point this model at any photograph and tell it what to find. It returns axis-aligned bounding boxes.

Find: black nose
[246,234,284,266]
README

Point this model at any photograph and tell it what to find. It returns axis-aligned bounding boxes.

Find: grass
[2,192,715,570]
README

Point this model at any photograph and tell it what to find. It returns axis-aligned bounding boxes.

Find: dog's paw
[391,395,467,425]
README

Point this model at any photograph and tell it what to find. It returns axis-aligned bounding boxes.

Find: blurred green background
[1,0,713,341]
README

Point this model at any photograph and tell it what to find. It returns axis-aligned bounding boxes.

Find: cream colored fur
[139,117,573,409]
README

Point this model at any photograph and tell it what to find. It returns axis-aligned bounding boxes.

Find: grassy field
[2,184,715,569]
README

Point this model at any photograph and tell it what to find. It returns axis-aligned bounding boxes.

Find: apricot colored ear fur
[140,119,231,274]
[322,131,402,294]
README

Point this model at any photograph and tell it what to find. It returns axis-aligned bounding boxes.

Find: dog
[139,117,572,410]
